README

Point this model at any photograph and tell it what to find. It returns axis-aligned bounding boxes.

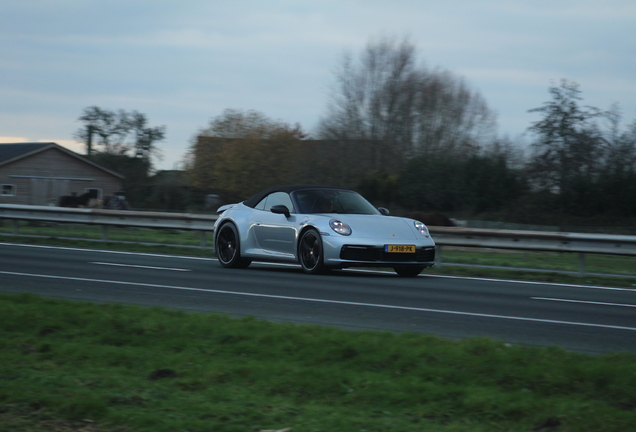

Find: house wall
[0,148,123,206]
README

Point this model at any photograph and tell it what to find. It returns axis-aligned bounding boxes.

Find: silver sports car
[213,185,436,276]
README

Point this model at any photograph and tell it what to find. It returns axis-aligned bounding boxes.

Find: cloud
[0,137,29,143]
[458,69,556,87]
[2,1,635,171]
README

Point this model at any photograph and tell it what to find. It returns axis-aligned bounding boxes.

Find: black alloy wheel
[298,228,327,274]
[215,223,251,268]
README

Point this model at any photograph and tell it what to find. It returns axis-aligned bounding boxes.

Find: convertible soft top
[242,185,349,208]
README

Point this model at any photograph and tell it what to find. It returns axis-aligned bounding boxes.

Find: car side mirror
[270,205,291,218]
[378,207,390,215]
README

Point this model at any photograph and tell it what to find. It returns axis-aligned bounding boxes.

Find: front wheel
[394,265,425,277]
[298,228,328,274]
[215,223,251,268]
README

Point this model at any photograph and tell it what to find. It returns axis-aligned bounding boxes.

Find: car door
[251,192,297,257]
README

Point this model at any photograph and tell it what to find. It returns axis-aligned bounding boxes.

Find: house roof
[0,142,54,164]
[0,142,124,179]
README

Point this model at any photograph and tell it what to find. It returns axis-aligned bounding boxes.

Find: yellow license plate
[385,245,416,253]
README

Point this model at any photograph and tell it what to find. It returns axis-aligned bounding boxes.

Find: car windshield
[293,189,380,215]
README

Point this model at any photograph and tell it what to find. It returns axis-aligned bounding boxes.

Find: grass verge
[1,292,636,432]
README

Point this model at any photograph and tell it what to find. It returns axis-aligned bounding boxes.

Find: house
[0,142,124,206]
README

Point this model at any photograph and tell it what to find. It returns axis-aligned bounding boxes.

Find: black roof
[0,142,54,164]
[0,142,124,179]
[243,184,349,208]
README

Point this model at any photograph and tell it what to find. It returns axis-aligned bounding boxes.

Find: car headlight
[414,221,430,237]
[329,219,352,236]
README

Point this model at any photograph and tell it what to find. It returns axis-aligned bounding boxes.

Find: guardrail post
[13,220,19,235]
[436,245,443,267]
[579,253,586,276]
[102,225,109,241]
[200,231,206,248]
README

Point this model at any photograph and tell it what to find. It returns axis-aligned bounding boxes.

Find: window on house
[1,184,16,196]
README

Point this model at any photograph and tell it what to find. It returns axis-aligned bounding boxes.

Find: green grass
[0,234,215,259]
[2,225,636,430]
[439,247,636,277]
[0,221,212,248]
[1,293,635,432]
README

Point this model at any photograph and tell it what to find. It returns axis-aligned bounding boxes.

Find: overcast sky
[2,1,635,170]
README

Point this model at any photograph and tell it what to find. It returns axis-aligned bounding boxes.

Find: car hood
[323,214,420,239]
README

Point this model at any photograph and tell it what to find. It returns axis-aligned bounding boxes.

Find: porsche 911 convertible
[213,185,436,277]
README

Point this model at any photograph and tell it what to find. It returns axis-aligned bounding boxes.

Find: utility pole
[136,133,151,158]
[86,125,94,156]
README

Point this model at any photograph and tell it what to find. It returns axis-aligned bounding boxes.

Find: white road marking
[1,269,635,332]
[3,242,636,293]
[259,264,636,293]
[90,262,191,272]
[0,242,212,260]
[532,297,636,308]
[420,273,636,292]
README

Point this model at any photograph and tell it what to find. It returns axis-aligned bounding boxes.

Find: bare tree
[413,71,496,158]
[74,106,165,160]
[602,103,636,171]
[527,80,603,194]
[318,36,497,171]
[319,37,419,171]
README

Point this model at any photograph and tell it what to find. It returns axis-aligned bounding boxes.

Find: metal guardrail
[0,204,218,230]
[428,226,636,278]
[0,204,219,247]
[1,204,635,277]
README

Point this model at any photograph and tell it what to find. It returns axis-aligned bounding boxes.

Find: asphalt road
[1,242,635,355]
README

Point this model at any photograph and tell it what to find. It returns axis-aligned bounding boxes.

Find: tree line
[77,37,636,225]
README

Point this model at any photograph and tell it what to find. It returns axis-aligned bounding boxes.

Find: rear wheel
[215,223,251,268]
[393,265,425,277]
[298,228,328,274]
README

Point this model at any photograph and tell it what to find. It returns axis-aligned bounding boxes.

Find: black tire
[298,228,328,274]
[215,223,251,268]
[394,265,425,277]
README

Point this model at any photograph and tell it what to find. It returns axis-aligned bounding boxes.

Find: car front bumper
[321,234,436,268]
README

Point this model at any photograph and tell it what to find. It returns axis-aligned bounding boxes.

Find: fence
[1,204,635,277]
[429,226,636,277]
